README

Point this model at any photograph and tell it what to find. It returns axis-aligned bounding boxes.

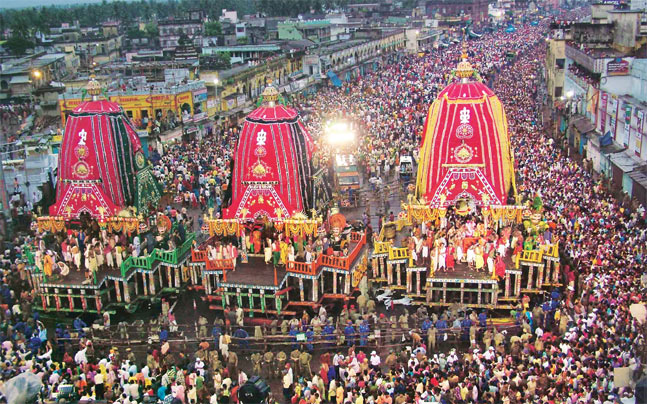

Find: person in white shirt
[369,351,381,370]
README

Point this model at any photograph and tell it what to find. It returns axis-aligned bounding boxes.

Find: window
[555,87,563,98]
[556,58,565,69]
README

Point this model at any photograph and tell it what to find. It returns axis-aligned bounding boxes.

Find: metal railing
[120,233,195,277]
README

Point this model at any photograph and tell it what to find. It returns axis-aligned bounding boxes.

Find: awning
[588,132,625,154]
[629,166,647,189]
[160,128,182,143]
[609,150,646,173]
[571,116,595,134]
[327,70,342,87]
[9,75,30,84]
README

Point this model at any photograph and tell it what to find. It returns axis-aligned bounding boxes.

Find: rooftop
[566,41,627,58]
[0,53,66,76]
[202,44,281,52]
[279,19,331,28]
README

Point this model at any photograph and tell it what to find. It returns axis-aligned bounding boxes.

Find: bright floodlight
[325,121,355,145]
[566,90,574,99]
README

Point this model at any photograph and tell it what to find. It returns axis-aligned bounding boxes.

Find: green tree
[204,21,222,36]
[178,30,191,46]
[5,36,34,55]
[127,26,146,38]
[237,36,249,44]
[144,22,159,37]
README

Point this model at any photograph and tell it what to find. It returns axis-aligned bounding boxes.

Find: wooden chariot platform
[370,218,563,310]
[25,234,197,314]
[190,231,369,317]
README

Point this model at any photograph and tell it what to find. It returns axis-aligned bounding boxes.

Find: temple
[415,46,516,208]
[49,78,161,219]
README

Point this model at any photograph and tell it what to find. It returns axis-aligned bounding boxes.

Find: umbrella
[0,372,42,404]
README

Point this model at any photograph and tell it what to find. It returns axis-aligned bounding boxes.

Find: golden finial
[262,84,279,105]
[86,75,102,97]
[455,42,474,80]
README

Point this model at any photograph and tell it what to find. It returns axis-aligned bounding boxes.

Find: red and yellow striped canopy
[416,81,515,207]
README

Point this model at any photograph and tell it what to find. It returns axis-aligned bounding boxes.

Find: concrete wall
[609,11,640,51]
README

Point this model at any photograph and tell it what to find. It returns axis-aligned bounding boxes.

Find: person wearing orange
[494,253,506,280]
[43,251,54,278]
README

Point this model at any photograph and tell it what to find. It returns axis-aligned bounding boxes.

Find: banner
[633,131,642,156]
[607,58,630,76]
[625,103,632,146]
[600,92,608,132]
[625,103,632,124]
[638,109,644,134]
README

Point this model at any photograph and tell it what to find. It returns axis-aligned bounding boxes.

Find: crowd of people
[0,6,646,404]
[567,63,600,89]
[24,210,192,285]
[151,128,238,219]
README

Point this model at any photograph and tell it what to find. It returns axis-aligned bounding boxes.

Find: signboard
[637,109,644,134]
[193,88,207,103]
[192,112,207,122]
[599,92,608,132]
[296,333,306,342]
[236,95,247,107]
[607,58,630,76]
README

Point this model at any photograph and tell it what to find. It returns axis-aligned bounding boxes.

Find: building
[58,80,208,141]
[405,28,441,53]
[1,133,60,206]
[545,23,567,102]
[202,44,281,64]
[317,29,406,84]
[210,53,303,121]
[278,20,332,43]
[53,34,122,68]
[0,52,73,100]
[425,0,490,24]
[220,9,238,24]
[159,13,204,50]
[550,4,647,206]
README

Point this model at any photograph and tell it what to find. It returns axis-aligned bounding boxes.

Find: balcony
[565,43,605,74]
[566,70,591,91]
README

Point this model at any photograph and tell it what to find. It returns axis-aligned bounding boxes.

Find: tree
[4,36,34,55]
[178,31,191,46]
[237,36,249,45]
[144,22,159,38]
[204,21,222,36]
[127,26,146,39]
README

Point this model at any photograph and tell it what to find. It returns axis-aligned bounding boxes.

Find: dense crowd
[0,7,645,404]
[567,63,600,89]
[151,131,238,217]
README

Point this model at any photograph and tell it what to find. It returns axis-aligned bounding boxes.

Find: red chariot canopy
[223,95,314,220]
[50,97,159,219]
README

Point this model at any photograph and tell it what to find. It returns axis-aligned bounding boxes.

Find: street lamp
[31,69,42,80]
